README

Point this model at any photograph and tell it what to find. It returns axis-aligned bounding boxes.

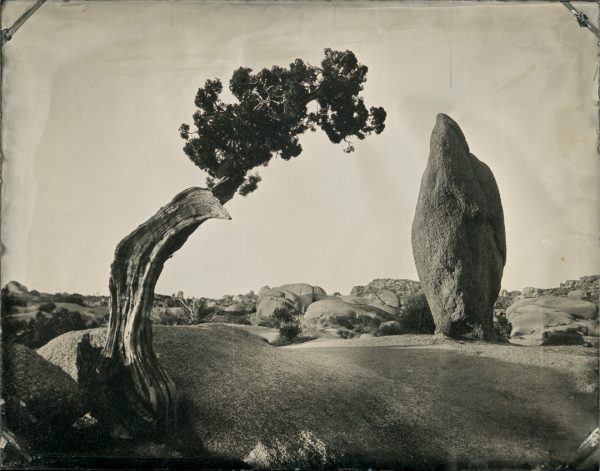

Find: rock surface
[541,275,600,307]
[507,295,598,346]
[351,279,422,298]
[5,343,88,447]
[303,298,391,328]
[38,328,107,380]
[522,287,540,298]
[253,283,328,324]
[412,114,506,338]
[278,283,327,297]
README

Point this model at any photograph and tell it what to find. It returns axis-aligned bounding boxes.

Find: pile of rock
[350,279,422,298]
[253,283,327,325]
[253,282,409,331]
[537,275,599,307]
[304,297,394,329]
[252,279,436,335]
[507,296,598,346]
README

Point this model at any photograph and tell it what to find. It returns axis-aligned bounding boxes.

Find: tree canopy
[180,48,387,201]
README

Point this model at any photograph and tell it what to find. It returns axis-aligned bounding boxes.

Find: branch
[560,1,600,40]
[1,0,47,46]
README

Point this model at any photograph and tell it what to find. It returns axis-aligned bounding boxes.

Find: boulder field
[253,283,404,329]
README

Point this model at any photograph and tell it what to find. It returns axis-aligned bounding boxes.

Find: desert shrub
[469,323,485,341]
[354,314,381,334]
[398,293,435,333]
[153,308,181,325]
[493,310,512,341]
[7,309,91,349]
[337,328,355,339]
[279,322,301,340]
[2,319,29,345]
[266,306,304,345]
[38,302,56,313]
[377,321,404,336]
[191,299,219,323]
[333,315,355,330]
[164,296,180,308]
[273,306,296,325]
[1,293,27,315]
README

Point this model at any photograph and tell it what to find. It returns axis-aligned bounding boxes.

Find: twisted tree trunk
[101,187,230,430]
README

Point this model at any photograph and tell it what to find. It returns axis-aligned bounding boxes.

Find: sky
[1,1,599,298]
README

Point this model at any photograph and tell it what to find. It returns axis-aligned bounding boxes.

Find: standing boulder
[412,114,506,338]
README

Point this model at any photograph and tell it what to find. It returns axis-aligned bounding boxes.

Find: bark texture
[102,187,230,429]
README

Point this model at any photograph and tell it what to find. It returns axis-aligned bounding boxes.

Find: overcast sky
[2,1,598,297]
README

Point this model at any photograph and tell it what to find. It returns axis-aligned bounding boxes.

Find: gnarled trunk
[102,187,230,430]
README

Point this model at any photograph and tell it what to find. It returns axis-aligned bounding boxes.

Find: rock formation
[350,279,422,298]
[5,342,88,448]
[507,296,599,346]
[412,114,506,338]
[253,284,327,324]
[303,298,392,329]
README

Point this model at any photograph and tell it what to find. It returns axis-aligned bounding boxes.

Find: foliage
[279,322,301,340]
[38,302,56,313]
[153,308,183,326]
[273,306,296,325]
[337,328,355,339]
[152,302,252,326]
[333,315,355,330]
[469,324,486,341]
[266,305,304,345]
[377,321,404,337]
[398,293,435,333]
[165,296,220,324]
[3,309,99,349]
[180,48,386,198]
[493,310,512,341]
[354,314,381,334]
[1,293,27,314]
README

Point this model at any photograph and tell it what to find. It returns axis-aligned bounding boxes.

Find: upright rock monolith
[412,114,506,338]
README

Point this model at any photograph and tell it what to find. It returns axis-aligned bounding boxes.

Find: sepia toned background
[2,1,598,298]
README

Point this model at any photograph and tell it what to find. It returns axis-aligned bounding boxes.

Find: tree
[98,49,386,435]
[180,48,386,204]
